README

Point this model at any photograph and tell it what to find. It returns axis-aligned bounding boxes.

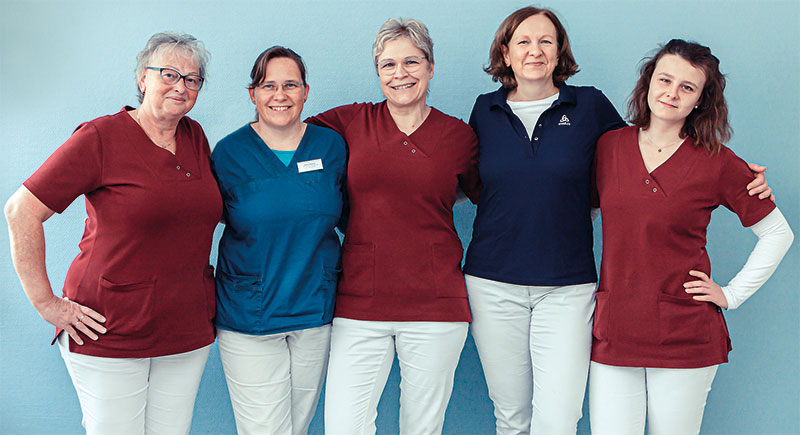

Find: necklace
[640,128,683,153]
[134,109,174,150]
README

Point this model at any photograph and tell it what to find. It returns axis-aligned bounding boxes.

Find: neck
[252,120,306,151]
[386,101,430,135]
[135,105,180,138]
[644,118,685,143]
[508,80,559,102]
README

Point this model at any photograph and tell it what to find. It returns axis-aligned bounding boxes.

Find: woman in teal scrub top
[210,46,347,435]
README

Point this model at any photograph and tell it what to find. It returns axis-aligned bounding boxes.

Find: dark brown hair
[627,39,731,154]
[248,46,307,88]
[485,6,579,89]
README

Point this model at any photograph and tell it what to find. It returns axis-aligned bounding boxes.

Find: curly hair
[627,39,732,154]
[484,6,578,89]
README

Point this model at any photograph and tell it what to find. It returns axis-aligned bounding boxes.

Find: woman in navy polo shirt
[463,7,772,434]
[589,39,792,434]
[211,46,346,434]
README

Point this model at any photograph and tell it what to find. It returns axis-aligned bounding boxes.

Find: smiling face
[647,54,707,127]
[377,37,433,111]
[502,13,559,87]
[139,50,200,120]
[248,56,309,130]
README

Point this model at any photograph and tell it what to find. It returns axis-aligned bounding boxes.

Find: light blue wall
[1,1,797,433]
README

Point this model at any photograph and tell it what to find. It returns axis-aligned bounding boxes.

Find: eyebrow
[164,65,200,75]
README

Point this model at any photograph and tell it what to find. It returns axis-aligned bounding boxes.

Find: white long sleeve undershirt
[722,207,793,309]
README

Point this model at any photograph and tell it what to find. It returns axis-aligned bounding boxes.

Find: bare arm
[5,186,106,345]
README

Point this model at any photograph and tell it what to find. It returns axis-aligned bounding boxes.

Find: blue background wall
[1,1,798,433]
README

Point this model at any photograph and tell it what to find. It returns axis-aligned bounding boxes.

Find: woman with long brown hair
[589,39,793,434]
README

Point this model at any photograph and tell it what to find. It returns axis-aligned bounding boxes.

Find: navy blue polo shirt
[463,84,626,286]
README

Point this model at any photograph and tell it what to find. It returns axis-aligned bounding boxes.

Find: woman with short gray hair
[307,17,481,434]
[5,31,220,434]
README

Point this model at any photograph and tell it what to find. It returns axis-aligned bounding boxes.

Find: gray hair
[372,18,434,70]
[134,31,210,103]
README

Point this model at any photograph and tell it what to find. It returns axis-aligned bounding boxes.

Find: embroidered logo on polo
[558,115,571,126]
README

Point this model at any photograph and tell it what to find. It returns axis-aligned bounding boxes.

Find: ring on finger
[79,314,85,321]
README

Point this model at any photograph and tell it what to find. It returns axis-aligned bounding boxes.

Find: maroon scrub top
[307,102,481,322]
[24,107,222,358]
[591,126,775,368]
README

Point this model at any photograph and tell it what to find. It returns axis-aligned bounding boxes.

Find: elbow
[4,194,19,225]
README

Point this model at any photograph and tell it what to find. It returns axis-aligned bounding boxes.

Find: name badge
[297,158,323,173]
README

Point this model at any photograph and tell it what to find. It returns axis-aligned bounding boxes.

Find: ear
[138,74,146,95]
[502,44,510,67]
[248,87,256,104]
[428,62,434,80]
[303,84,310,102]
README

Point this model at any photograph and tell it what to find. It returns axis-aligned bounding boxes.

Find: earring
[694,105,699,109]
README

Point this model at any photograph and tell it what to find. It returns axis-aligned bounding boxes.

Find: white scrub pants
[465,274,596,435]
[589,362,718,435]
[323,317,468,435]
[57,333,210,435]
[216,325,331,435]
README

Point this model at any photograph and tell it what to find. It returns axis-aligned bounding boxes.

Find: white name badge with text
[297,158,323,173]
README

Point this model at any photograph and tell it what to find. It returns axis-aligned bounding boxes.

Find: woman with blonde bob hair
[307,17,481,434]
[463,7,773,434]
[5,31,220,434]
[589,39,793,435]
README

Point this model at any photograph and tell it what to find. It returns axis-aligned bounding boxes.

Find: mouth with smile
[391,82,416,90]
[658,100,678,108]
[269,105,291,111]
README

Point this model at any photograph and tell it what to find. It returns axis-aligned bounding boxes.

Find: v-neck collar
[376,101,441,156]
[627,126,700,197]
[246,123,309,173]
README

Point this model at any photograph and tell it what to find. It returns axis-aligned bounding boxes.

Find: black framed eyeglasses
[145,66,204,91]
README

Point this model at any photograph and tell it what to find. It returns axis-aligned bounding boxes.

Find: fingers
[79,305,106,324]
[63,324,84,346]
[692,295,712,303]
[746,162,766,173]
[756,187,774,200]
[687,270,709,280]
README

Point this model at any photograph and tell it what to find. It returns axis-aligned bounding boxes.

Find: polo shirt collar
[489,82,577,111]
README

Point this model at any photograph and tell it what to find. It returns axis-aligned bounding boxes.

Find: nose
[172,77,187,93]
[528,42,543,56]
[393,63,410,78]
[665,83,680,99]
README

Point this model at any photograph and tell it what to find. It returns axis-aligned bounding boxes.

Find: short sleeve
[717,147,776,227]
[305,103,362,137]
[593,89,627,135]
[23,122,103,213]
[457,126,482,204]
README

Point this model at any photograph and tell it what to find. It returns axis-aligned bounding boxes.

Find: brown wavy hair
[627,39,731,154]
[485,6,579,89]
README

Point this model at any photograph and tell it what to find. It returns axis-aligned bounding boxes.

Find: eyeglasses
[377,56,427,76]
[145,67,204,91]
[253,81,305,94]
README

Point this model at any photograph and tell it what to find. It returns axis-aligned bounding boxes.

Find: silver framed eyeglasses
[377,56,427,76]
[146,66,204,91]
[253,81,305,94]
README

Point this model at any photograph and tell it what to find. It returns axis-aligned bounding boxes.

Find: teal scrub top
[211,123,346,334]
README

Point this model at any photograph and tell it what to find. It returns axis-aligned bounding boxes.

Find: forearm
[722,208,794,309]
[5,189,57,313]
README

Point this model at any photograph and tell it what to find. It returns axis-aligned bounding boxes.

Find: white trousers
[57,333,210,435]
[216,325,331,435]
[465,274,596,435]
[589,362,718,435]
[323,317,468,435]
